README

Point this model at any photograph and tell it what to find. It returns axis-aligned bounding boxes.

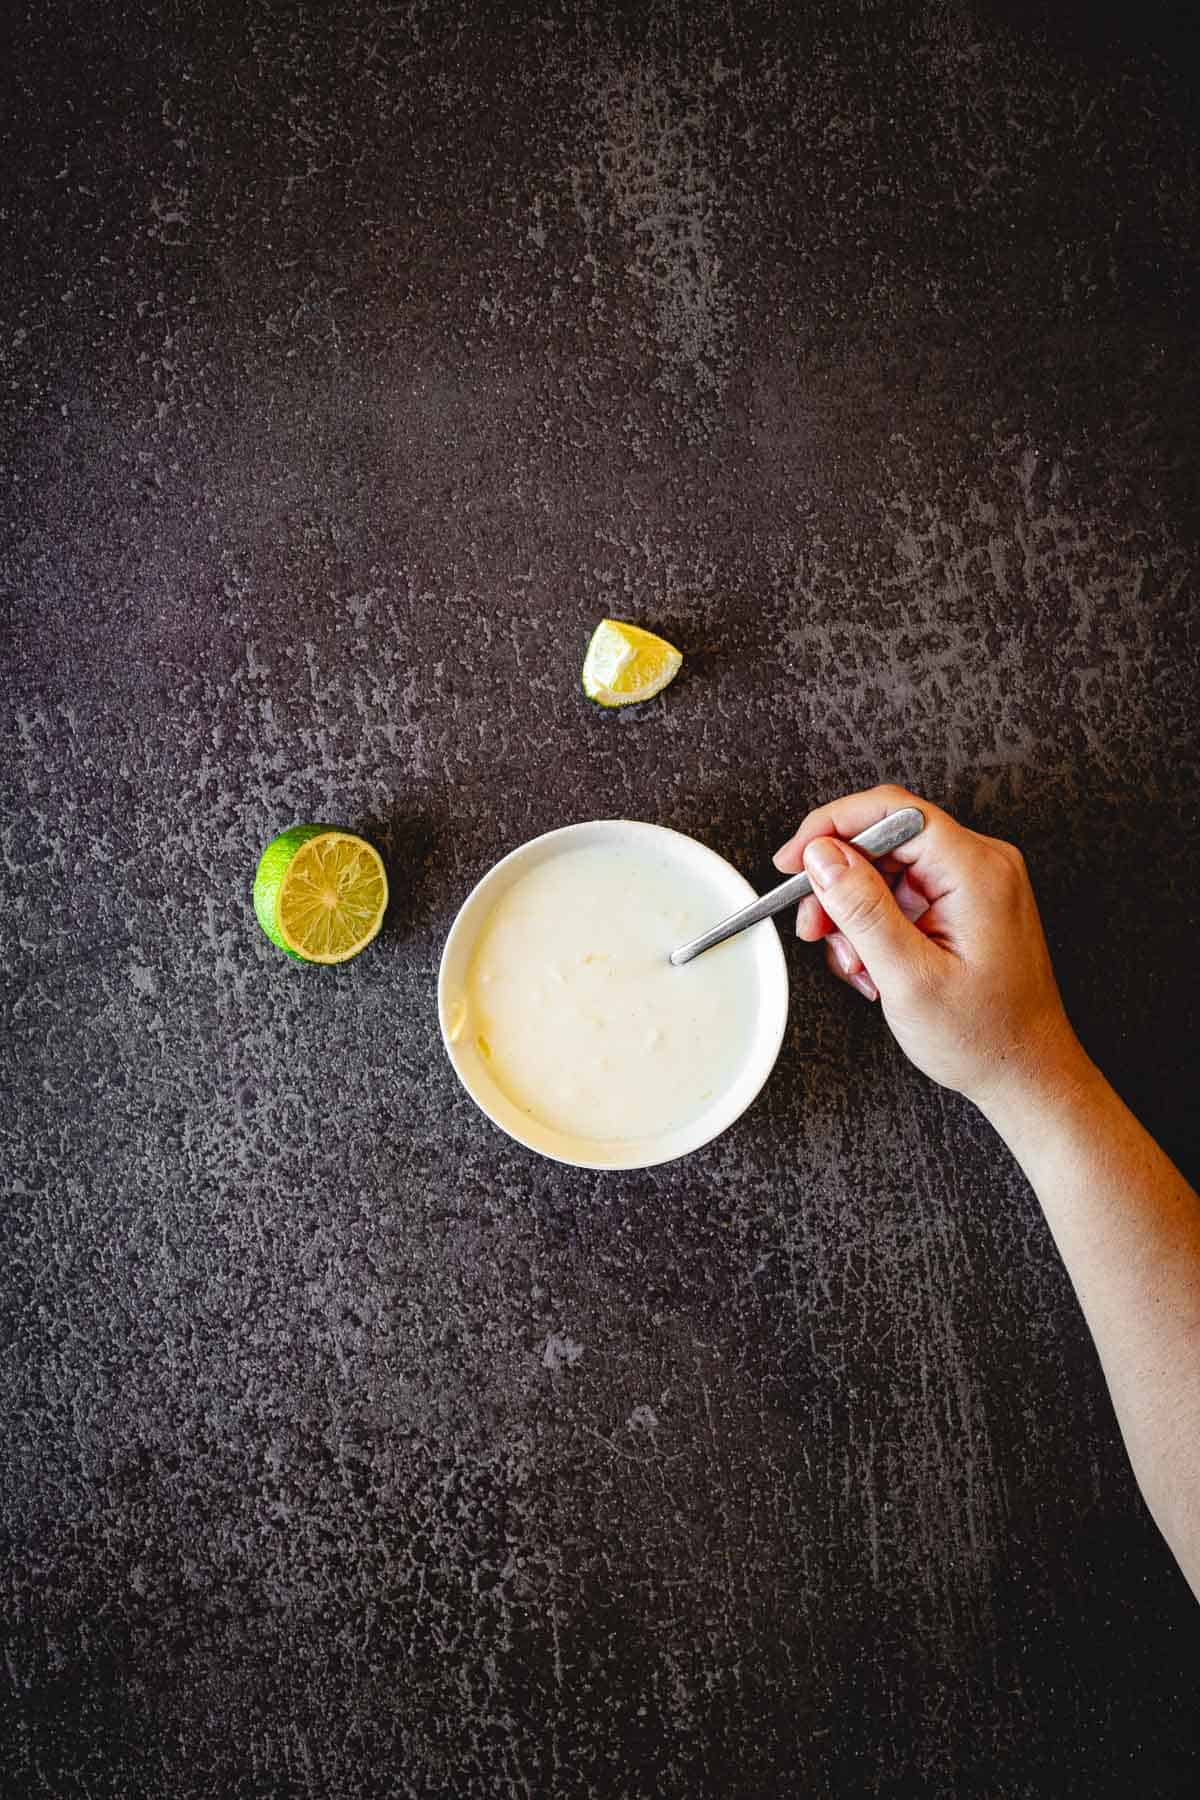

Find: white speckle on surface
[542,1333,585,1370]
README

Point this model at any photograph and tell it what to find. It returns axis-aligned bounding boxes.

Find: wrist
[972,1023,1101,1145]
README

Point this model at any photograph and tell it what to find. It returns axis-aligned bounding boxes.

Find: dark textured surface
[4,1,1200,1794]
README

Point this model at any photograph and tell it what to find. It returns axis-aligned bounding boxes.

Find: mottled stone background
[3,1,1199,1794]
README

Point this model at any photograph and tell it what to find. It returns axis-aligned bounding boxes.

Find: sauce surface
[461,843,760,1143]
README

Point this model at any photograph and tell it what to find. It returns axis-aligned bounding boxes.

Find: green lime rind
[253,824,336,962]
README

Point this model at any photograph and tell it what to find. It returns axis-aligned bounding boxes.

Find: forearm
[982,1047,1200,1597]
[779,783,1200,1591]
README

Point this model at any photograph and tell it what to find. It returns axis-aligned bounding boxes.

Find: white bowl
[437,819,788,1170]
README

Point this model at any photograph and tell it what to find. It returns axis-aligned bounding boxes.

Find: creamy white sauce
[459,843,760,1143]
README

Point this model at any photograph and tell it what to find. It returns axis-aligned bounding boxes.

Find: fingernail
[831,935,857,976]
[851,971,878,1001]
[804,838,851,889]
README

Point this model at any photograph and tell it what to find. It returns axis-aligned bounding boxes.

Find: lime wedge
[253,826,388,964]
[582,619,683,708]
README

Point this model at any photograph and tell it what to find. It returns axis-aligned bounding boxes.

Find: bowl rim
[436,818,789,1170]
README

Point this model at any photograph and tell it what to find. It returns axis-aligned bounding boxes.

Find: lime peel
[253,826,388,965]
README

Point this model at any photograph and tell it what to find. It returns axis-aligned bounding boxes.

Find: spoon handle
[669,807,926,966]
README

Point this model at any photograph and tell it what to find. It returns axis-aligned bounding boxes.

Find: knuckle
[994,839,1027,880]
[978,834,1022,875]
[839,873,892,934]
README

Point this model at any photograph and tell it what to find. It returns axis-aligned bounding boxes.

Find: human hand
[772,784,1085,1111]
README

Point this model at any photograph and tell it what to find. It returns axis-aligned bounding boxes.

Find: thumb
[802,837,928,994]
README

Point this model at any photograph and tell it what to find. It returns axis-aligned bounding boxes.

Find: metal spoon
[669,806,926,966]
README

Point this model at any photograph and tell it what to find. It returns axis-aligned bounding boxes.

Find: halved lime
[253,826,388,964]
[582,619,683,707]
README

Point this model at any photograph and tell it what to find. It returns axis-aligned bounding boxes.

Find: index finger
[772,782,968,907]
